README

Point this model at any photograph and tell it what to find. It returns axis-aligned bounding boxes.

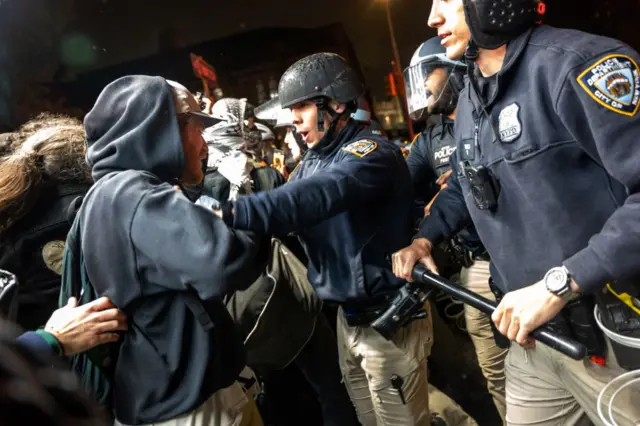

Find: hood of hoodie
[84,75,185,182]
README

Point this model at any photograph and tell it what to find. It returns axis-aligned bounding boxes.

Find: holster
[488,279,511,349]
[561,296,607,357]
[449,237,474,269]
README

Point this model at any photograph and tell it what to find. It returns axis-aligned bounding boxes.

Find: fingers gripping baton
[410,264,587,360]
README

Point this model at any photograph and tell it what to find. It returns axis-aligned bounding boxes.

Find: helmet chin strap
[315,97,347,142]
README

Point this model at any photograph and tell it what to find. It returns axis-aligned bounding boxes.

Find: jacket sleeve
[231,143,401,235]
[557,47,640,293]
[16,331,58,356]
[130,184,266,300]
[414,154,472,243]
[406,133,439,200]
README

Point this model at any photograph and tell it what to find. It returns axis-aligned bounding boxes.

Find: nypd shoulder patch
[577,54,640,117]
[341,139,378,157]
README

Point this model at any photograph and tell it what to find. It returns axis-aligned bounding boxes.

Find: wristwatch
[544,266,579,301]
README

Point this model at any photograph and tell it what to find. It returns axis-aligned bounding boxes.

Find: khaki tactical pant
[460,260,508,423]
[115,381,263,426]
[506,340,640,425]
[337,304,433,426]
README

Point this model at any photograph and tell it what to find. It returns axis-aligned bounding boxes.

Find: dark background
[1,0,640,129]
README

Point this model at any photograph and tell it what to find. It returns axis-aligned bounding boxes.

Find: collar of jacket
[468,26,535,109]
[436,115,456,140]
[307,120,365,159]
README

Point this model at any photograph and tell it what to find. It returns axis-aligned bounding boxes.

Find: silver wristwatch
[544,266,578,301]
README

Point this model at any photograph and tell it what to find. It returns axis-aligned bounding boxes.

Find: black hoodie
[81,75,264,424]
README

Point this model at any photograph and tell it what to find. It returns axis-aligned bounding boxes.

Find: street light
[379,0,414,139]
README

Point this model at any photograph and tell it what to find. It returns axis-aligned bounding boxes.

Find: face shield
[403,54,463,121]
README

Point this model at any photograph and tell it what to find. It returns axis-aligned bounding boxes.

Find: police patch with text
[433,145,456,167]
[577,54,640,116]
[341,140,378,157]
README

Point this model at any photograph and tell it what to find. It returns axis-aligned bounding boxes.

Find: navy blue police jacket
[417,25,640,294]
[230,121,414,303]
[408,117,485,256]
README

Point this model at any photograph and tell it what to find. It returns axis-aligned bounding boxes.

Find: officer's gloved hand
[392,238,439,282]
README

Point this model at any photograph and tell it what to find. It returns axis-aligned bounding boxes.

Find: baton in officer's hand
[411,264,587,361]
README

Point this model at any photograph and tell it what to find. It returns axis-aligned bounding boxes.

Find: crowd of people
[1,0,639,425]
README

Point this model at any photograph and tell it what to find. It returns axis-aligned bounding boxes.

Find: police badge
[498,103,522,143]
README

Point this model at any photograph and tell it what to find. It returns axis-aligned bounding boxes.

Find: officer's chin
[447,42,466,62]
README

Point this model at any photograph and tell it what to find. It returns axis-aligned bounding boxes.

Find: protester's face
[179,115,208,185]
[428,0,470,61]
[285,129,301,160]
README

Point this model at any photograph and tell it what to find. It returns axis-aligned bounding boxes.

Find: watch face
[546,268,568,293]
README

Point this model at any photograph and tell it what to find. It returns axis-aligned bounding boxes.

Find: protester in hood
[74,76,266,426]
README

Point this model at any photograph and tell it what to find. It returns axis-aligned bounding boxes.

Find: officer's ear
[328,100,347,114]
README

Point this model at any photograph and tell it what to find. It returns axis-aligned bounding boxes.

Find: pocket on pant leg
[368,362,430,426]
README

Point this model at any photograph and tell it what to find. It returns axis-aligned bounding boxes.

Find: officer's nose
[428,1,444,28]
[290,107,303,125]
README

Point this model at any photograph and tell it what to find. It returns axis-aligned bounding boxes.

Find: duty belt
[342,295,393,327]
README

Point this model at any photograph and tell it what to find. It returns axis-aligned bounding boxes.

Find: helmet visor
[404,60,442,121]
[404,53,465,120]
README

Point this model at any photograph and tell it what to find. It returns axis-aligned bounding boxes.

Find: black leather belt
[342,296,392,327]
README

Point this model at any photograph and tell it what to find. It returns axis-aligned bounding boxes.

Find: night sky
[0,0,639,128]
[0,0,432,100]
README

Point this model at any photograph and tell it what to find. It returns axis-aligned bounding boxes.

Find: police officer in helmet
[405,36,466,215]
[394,1,640,424]
[220,53,432,425]
[404,36,508,422]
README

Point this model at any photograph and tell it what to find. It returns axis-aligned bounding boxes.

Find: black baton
[412,264,587,361]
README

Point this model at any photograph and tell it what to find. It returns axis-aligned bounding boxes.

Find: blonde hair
[0,116,91,234]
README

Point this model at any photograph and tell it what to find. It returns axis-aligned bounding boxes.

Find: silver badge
[498,103,522,143]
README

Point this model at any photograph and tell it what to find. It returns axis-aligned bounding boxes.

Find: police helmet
[404,37,466,120]
[278,53,364,110]
[210,98,255,124]
[255,122,275,142]
[463,0,546,50]
[274,107,294,129]
[254,97,282,125]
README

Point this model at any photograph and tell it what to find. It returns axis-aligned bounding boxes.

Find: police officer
[219,53,433,425]
[393,1,640,424]
[404,36,508,422]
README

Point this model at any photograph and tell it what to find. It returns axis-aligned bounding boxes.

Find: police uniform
[408,117,508,421]
[228,120,433,426]
[407,118,456,204]
[418,25,640,425]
